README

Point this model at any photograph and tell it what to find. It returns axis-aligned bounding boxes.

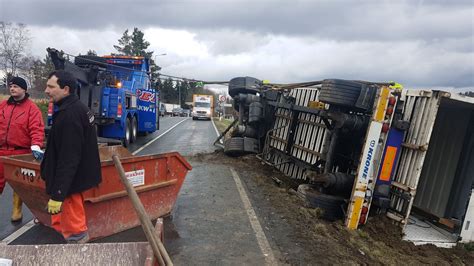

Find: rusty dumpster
[1,145,192,241]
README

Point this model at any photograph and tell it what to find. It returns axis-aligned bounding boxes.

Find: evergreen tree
[130,28,153,58]
[28,54,54,97]
[155,77,163,100]
[113,29,133,55]
[177,80,190,107]
[86,49,97,56]
[114,28,153,58]
[114,27,161,95]
[161,78,176,103]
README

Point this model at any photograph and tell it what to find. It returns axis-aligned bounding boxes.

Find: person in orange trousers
[0,76,45,222]
[41,70,101,244]
[50,193,88,241]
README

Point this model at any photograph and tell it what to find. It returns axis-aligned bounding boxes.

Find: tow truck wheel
[131,117,138,143]
[123,118,131,147]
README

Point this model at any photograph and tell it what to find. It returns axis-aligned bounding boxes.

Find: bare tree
[0,22,31,84]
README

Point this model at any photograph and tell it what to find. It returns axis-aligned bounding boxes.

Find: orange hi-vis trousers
[51,192,88,239]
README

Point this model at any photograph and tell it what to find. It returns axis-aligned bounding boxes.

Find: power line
[60,51,226,85]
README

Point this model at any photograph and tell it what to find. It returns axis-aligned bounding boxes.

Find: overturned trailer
[224,77,474,247]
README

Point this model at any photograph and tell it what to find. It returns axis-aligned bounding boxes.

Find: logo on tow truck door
[137,89,155,103]
[137,89,156,113]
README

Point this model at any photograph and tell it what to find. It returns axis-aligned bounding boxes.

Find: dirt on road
[190,150,474,265]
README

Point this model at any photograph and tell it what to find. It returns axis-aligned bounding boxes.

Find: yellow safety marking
[380,146,397,181]
[375,87,390,121]
[348,197,364,229]
[389,81,404,90]
[308,101,325,110]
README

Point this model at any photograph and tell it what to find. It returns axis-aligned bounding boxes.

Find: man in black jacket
[41,70,101,244]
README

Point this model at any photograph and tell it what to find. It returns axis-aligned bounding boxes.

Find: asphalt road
[129,116,219,156]
[0,184,34,241]
[1,116,273,264]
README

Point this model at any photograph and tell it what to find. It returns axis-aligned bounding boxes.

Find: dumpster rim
[1,151,192,171]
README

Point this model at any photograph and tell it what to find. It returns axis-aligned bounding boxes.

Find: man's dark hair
[48,70,77,94]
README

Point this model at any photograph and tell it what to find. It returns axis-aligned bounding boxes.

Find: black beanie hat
[9,77,28,91]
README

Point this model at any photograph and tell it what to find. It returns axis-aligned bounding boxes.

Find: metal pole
[223,102,226,119]
[178,86,181,107]
[112,155,173,266]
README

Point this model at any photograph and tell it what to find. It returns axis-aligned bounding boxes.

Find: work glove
[47,199,63,214]
[31,145,44,161]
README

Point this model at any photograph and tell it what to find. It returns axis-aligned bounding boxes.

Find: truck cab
[192,94,213,120]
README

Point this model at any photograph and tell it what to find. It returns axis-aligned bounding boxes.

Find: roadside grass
[212,117,234,134]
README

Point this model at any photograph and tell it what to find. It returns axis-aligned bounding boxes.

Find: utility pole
[178,85,181,107]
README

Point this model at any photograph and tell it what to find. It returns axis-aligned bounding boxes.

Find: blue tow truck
[47,48,159,146]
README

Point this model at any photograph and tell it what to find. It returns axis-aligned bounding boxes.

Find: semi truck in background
[47,48,159,146]
[162,103,180,116]
[192,94,214,120]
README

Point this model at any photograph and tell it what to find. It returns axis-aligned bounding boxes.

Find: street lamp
[152,53,167,71]
[154,53,167,63]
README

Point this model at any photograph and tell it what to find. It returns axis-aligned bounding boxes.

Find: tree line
[0,22,218,104]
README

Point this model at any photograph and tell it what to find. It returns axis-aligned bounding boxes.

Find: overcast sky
[0,0,473,91]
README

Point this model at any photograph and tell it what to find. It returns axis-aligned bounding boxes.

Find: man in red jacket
[0,76,45,222]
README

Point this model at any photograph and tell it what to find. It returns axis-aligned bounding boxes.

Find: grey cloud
[1,0,472,88]
[1,0,472,41]
[195,30,272,55]
[162,37,473,88]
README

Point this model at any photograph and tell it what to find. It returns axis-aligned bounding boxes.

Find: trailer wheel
[123,118,131,147]
[224,137,245,156]
[318,79,363,108]
[131,117,138,143]
[298,184,346,221]
[228,77,261,97]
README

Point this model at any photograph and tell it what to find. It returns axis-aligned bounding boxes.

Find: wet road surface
[1,116,273,264]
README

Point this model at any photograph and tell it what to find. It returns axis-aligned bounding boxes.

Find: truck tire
[298,184,346,221]
[224,137,245,156]
[228,77,261,97]
[318,79,363,108]
[123,118,131,147]
[131,117,138,143]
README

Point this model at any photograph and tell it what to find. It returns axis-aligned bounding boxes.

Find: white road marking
[230,168,277,265]
[132,118,189,155]
[211,118,224,144]
[1,219,35,244]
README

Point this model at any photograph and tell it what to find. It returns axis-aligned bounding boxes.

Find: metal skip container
[1,146,192,240]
